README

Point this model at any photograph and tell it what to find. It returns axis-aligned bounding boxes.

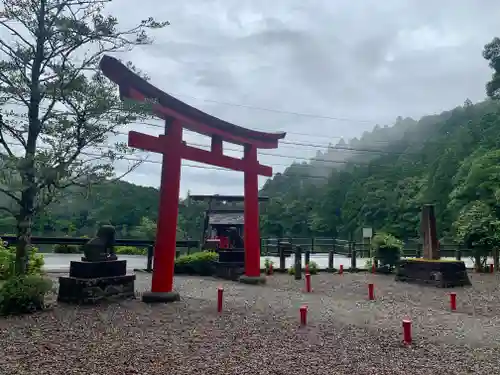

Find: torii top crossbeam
[99,55,286,149]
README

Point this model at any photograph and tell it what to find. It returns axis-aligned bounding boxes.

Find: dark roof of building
[190,194,269,202]
[209,212,244,225]
[99,55,286,149]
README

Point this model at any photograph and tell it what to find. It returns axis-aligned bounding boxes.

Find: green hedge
[53,244,81,254]
[174,251,218,276]
[52,244,148,255]
[115,246,147,255]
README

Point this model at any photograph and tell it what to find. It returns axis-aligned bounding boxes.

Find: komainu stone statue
[82,225,117,262]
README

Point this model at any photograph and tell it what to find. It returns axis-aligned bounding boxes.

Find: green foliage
[174,251,218,276]
[27,248,45,275]
[0,275,53,315]
[114,246,147,256]
[371,233,403,269]
[0,243,44,280]
[52,244,81,254]
[308,261,319,275]
[484,37,500,100]
[288,261,319,275]
[452,201,499,270]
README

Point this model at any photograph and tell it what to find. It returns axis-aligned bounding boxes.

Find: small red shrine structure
[100,55,286,302]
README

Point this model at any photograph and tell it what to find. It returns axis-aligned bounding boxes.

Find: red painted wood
[129,131,272,176]
[98,56,286,149]
[181,143,273,177]
[150,120,183,293]
[211,136,223,154]
[128,131,163,153]
[148,93,280,149]
[243,144,260,277]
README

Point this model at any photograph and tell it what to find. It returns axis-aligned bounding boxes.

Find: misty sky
[66,1,500,196]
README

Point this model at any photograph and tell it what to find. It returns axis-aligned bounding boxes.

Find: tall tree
[0,0,168,273]
[483,37,500,99]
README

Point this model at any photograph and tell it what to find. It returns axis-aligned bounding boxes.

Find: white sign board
[362,227,373,239]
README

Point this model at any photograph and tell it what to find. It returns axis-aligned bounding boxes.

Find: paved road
[42,253,361,271]
[42,253,481,272]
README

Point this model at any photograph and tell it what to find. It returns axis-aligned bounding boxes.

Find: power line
[166,91,388,125]
[4,110,411,158]
[0,138,327,176]
[0,120,409,169]
[4,101,399,145]
[133,117,397,147]
[1,138,396,182]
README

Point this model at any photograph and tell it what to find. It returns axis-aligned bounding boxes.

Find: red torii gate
[100,55,286,302]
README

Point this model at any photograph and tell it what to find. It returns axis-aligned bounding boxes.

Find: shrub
[175,251,218,276]
[287,261,319,275]
[0,243,44,280]
[308,261,319,275]
[371,232,403,271]
[53,244,81,254]
[27,247,45,275]
[114,246,147,255]
[0,274,53,315]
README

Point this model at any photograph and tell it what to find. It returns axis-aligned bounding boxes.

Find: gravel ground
[0,271,498,375]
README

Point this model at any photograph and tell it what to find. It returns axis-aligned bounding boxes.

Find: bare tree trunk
[13,1,46,275]
[15,184,36,275]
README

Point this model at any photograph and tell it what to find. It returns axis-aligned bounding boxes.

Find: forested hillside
[260,99,500,241]
[0,180,206,240]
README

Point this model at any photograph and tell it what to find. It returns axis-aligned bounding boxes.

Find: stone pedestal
[395,259,471,288]
[213,250,245,281]
[58,260,135,304]
[141,291,180,303]
[239,275,266,285]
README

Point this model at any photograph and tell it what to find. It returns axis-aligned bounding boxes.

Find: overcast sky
[105,0,500,197]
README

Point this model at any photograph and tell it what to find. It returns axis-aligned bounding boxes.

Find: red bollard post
[339,264,343,275]
[305,273,311,293]
[305,263,310,274]
[490,263,494,273]
[300,305,308,326]
[368,283,375,300]
[450,292,456,311]
[217,287,223,313]
[268,262,273,275]
[372,262,376,274]
[402,319,412,345]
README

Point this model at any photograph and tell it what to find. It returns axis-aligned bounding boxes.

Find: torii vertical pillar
[240,144,264,283]
[142,119,183,303]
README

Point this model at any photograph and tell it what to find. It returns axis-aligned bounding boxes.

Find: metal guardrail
[260,237,479,258]
[0,235,199,249]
